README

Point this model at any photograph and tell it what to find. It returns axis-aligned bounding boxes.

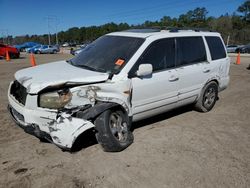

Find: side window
[133,38,175,73]
[205,36,226,60]
[176,37,207,66]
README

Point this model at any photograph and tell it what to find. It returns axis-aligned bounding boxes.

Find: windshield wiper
[74,64,106,73]
[67,59,106,73]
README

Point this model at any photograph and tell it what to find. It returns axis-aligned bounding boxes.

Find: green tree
[178,7,208,27]
[237,0,250,21]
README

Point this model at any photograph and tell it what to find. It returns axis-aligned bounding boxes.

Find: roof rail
[125,28,161,33]
[124,27,215,33]
[166,27,214,32]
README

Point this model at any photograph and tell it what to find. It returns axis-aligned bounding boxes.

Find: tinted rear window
[205,36,226,60]
[176,37,206,66]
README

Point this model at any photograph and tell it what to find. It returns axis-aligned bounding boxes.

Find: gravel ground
[0,53,249,188]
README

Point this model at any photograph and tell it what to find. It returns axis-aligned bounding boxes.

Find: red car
[0,44,20,58]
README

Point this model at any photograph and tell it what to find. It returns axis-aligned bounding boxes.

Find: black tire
[36,50,41,54]
[53,50,57,54]
[95,109,133,152]
[195,81,218,112]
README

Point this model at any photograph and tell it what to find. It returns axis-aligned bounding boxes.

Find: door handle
[169,75,179,82]
[203,68,210,73]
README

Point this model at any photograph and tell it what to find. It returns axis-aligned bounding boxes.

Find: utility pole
[45,15,59,45]
[55,29,58,45]
[247,5,250,21]
[45,16,50,45]
[55,16,59,45]
[6,29,9,45]
[0,29,9,44]
[226,35,230,46]
[45,16,53,45]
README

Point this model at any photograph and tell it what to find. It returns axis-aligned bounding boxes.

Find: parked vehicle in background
[71,48,83,56]
[26,45,42,53]
[71,42,91,55]
[34,45,59,54]
[0,44,20,58]
[226,45,240,53]
[236,43,250,53]
[62,42,69,47]
[7,29,230,152]
[80,41,91,48]
[62,42,77,47]
[15,42,39,52]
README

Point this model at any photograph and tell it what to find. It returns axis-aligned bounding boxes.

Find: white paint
[8,30,230,149]
[15,61,109,94]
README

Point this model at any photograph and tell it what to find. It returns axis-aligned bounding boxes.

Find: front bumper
[8,105,52,142]
[7,93,95,150]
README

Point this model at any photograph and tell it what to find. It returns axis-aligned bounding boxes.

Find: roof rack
[124,27,215,34]
[125,29,161,33]
[166,27,214,33]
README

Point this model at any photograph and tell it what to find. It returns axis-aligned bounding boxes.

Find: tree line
[2,1,250,45]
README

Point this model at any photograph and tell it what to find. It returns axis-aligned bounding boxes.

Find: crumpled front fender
[49,113,95,149]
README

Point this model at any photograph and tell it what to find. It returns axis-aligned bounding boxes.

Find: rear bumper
[219,76,230,92]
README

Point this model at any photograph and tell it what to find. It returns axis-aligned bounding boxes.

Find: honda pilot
[8,29,230,152]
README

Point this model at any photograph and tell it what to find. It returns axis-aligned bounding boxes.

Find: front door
[130,38,179,121]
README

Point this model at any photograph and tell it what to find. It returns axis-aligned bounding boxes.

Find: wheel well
[110,104,127,115]
[209,79,219,86]
[76,102,127,121]
[198,79,219,99]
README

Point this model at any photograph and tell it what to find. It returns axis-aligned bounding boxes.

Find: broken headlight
[39,89,72,109]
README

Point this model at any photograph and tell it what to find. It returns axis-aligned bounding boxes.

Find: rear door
[205,36,229,90]
[175,36,209,105]
[130,38,178,121]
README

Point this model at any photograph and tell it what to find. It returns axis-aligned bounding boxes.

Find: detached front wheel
[95,109,133,152]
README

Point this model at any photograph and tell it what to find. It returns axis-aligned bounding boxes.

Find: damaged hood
[15,61,109,94]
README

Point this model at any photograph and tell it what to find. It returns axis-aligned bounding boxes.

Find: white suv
[8,29,230,152]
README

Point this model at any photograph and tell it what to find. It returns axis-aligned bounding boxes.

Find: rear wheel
[95,109,133,152]
[195,81,218,112]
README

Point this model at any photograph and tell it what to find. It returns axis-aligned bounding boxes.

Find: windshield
[70,35,144,74]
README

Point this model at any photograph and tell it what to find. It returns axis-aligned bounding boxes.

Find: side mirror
[136,64,153,77]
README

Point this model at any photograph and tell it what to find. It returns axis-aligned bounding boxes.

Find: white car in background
[62,42,69,47]
[34,45,59,54]
[8,29,230,152]
[71,43,91,56]
[226,45,240,53]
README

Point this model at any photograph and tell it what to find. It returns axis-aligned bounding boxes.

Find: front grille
[10,80,27,105]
